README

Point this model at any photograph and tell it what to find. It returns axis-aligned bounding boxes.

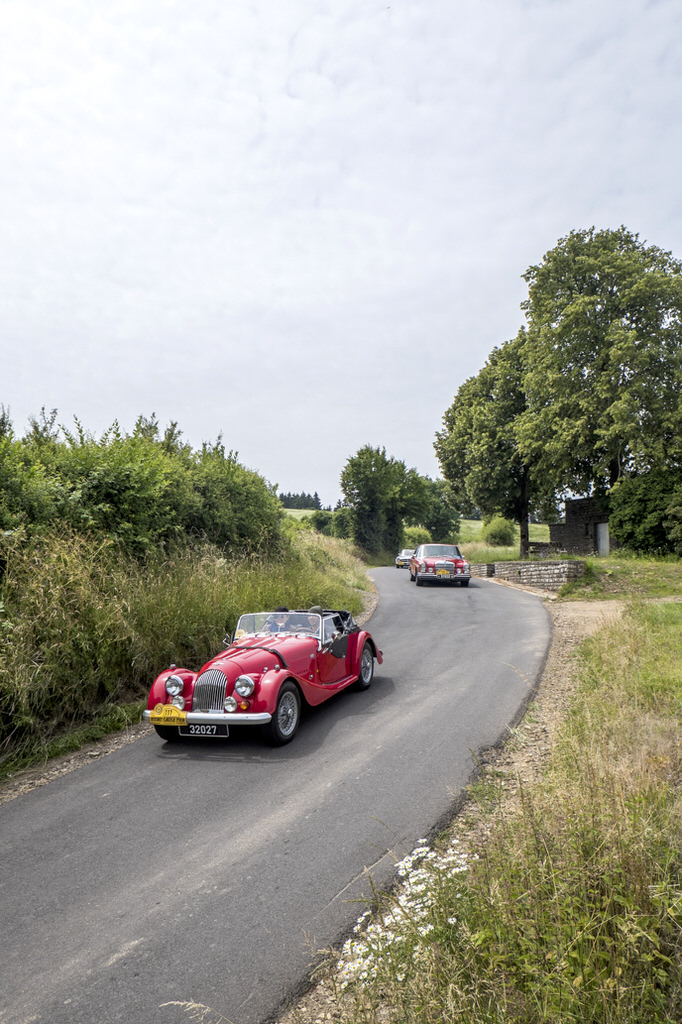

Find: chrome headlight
[234,675,255,697]
[224,696,238,712]
[171,695,185,709]
[165,674,184,697]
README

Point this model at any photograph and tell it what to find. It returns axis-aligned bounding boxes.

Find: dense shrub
[0,418,283,557]
[331,506,354,539]
[481,515,516,546]
[404,525,431,548]
[308,509,334,534]
[610,470,682,554]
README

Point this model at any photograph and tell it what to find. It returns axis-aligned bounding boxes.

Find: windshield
[421,544,462,558]
[234,611,322,640]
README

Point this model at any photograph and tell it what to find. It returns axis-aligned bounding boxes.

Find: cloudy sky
[2,0,681,505]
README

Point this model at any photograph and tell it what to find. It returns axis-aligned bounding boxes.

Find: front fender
[146,667,195,710]
[250,668,307,712]
[356,631,383,666]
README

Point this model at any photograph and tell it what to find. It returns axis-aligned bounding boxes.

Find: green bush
[404,525,431,548]
[610,470,682,555]
[0,418,284,557]
[481,515,516,546]
[331,506,354,539]
[308,510,333,534]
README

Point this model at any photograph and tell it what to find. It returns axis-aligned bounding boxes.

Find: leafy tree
[407,477,461,541]
[0,405,12,440]
[437,227,682,553]
[518,226,682,494]
[340,446,424,555]
[435,333,549,556]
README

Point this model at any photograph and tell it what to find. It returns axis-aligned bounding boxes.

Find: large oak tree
[436,227,682,554]
[518,226,682,493]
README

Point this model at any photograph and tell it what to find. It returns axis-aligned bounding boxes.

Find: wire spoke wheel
[266,682,301,745]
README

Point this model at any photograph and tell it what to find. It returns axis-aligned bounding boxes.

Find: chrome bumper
[143,709,272,726]
[416,570,471,581]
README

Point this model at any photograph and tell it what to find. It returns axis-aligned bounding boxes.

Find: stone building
[549,497,611,556]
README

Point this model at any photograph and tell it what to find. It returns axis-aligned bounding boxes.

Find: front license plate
[436,569,451,577]
[179,723,229,737]
[150,704,187,725]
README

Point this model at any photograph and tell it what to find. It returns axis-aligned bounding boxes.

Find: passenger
[305,605,324,638]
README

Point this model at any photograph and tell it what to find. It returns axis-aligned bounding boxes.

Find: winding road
[0,568,550,1024]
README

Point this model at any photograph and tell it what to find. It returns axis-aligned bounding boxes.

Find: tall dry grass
[0,528,369,773]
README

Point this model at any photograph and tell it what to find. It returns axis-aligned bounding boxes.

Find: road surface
[0,568,550,1024]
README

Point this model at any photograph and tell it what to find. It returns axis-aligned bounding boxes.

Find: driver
[264,607,290,633]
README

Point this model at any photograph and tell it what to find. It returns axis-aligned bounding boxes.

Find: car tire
[265,682,301,746]
[154,725,181,742]
[461,579,470,587]
[416,575,423,586]
[354,642,374,690]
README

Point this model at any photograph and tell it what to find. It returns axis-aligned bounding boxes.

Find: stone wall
[470,560,586,591]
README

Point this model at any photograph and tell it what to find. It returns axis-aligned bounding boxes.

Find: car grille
[192,668,228,711]
[434,560,455,576]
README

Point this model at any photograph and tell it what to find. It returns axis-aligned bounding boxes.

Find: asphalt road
[0,568,550,1024]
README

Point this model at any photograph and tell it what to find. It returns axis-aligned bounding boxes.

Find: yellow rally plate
[149,703,187,725]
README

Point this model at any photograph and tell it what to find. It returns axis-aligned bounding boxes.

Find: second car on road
[409,544,471,587]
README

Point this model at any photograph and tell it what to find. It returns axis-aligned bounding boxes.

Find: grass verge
[313,600,682,1023]
[558,553,682,600]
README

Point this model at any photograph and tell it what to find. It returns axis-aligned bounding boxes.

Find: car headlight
[171,695,185,709]
[224,696,238,712]
[234,675,255,697]
[165,674,184,697]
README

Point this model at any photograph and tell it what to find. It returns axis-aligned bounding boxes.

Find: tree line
[278,491,325,510]
[435,226,682,556]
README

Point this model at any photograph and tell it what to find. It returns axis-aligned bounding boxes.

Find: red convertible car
[409,543,471,587]
[143,607,382,745]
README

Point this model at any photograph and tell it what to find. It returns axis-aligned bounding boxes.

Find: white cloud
[2,0,682,503]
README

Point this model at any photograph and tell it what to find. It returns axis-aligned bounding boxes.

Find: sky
[2,0,682,506]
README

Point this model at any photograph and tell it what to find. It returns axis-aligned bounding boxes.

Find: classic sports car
[409,543,471,587]
[395,548,415,568]
[143,607,383,746]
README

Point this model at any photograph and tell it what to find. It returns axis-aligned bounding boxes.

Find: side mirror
[223,633,232,646]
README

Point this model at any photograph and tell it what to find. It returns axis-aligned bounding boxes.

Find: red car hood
[203,636,317,678]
